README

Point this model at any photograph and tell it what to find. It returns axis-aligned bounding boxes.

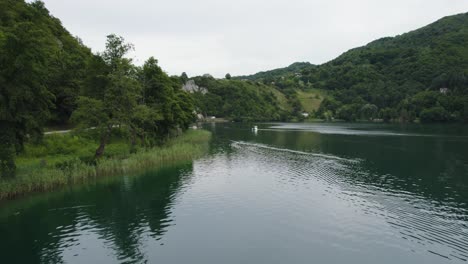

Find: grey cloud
[38,0,468,77]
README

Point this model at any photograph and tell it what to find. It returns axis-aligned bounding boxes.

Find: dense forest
[0,0,195,178]
[236,62,314,82]
[239,13,468,122]
[185,75,290,122]
[184,64,316,121]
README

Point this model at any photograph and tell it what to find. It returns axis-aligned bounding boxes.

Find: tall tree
[180,72,189,83]
[137,57,195,144]
[72,35,140,158]
[0,20,56,177]
[140,57,177,140]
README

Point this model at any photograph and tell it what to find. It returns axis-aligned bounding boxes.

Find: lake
[1,122,468,263]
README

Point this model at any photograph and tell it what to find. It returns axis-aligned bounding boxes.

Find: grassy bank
[0,129,211,200]
[297,88,327,113]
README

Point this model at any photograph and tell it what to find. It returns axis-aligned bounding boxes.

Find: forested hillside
[236,62,313,82]
[187,63,316,122]
[0,0,195,178]
[185,75,291,122]
[0,0,92,128]
[240,13,468,122]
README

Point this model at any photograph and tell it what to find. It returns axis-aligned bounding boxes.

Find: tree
[0,20,56,177]
[360,104,378,120]
[180,72,189,83]
[141,57,181,141]
[380,108,397,122]
[101,34,134,71]
[336,104,360,121]
[72,35,140,158]
[463,101,468,123]
[225,73,232,80]
[420,106,450,123]
[129,105,163,149]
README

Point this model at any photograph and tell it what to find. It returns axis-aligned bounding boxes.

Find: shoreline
[0,130,212,201]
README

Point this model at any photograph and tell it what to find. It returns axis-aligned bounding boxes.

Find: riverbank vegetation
[0,129,211,200]
[1,1,467,179]
[0,0,196,178]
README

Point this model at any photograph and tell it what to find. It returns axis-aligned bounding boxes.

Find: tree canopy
[238,13,468,123]
[0,1,196,177]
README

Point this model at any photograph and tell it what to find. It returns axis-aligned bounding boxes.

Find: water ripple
[230,140,468,262]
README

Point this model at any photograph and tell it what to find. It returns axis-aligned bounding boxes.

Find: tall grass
[0,130,211,200]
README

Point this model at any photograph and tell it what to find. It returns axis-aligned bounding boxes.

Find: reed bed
[0,130,211,200]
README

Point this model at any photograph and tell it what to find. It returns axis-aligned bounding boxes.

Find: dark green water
[1,123,468,263]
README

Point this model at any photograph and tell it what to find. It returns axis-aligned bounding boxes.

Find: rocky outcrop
[182,80,207,94]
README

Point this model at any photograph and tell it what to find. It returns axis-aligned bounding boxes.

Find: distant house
[301,112,309,118]
[440,87,449,94]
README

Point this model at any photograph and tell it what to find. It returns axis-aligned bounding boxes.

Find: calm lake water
[1,123,468,263]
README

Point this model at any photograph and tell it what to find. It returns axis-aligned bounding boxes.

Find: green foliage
[239,13,468,123]
[420,106,450,122]
[336,104,361,121]
[190,77,288,121]
[0,0,93,126]
[71,97,108,128]
[236,62,313,83]
[180,72,189,83]
[138,57,195,142]
[22,134,94,158]
[129,105,164,147]
[0,122,16,178]
[0,2,196,176]
[360,104,378,120]
[317,13,468,122]
[0,0,66,177]
[0,130,211,200]
[1,1,467,178]
[296,89,326,113]
[380,108,397,122]
[102,34,134,70]
[71,35,141,158]
[71,37,196,158]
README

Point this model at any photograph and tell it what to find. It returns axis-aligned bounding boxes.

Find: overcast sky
[37,0,467,77]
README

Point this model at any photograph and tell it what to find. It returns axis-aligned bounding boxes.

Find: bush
[420,106,450,122]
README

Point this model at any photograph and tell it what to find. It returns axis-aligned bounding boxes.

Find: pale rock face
[182,80,207,94]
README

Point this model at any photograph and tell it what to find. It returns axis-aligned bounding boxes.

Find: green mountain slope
[187,76,291,122]
[239,13,468,122]
[313,12,468,90]
[236,62,314,82]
